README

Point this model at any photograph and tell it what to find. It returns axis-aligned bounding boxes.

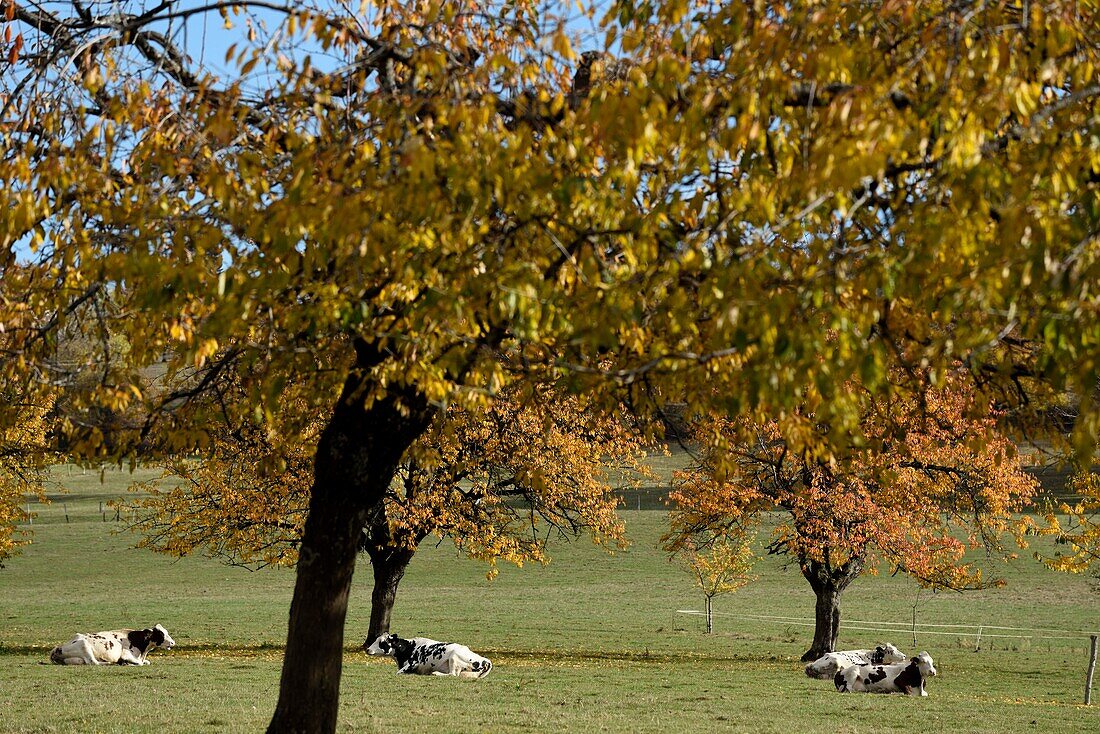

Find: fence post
[705,597,713,634]
[1086,635,1098,705]
[974,626,983,652]
[63,503,69,523]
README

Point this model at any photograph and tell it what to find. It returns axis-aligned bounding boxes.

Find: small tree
[675,532,755,634]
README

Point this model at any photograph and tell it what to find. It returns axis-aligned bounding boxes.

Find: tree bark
[364,545,416,643]
[267,341,434,734]
[799,554,864,662]
[806,584,842,661]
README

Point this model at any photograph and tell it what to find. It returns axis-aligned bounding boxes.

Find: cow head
[914,651,937,678]
[365,633,398,657]
[128,625,176,653]
[365,632,417,664]
[151,624,176,650]
[872,643,906,665]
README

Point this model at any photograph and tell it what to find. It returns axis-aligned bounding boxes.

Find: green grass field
[1,465,1099,733]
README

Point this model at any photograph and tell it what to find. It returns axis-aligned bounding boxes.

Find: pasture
[1,465,1098,733]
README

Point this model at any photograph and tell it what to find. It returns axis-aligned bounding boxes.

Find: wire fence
[676,609,1100,644]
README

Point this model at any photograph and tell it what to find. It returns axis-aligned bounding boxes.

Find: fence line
[676,610,1099,642]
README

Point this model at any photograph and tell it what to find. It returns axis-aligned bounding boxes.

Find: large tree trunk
[364,545,416,643]
[267,340,434,734]
[799,554,865,662]
[806,584,842,661]
[360,466,429,644]
[266,481,371,733]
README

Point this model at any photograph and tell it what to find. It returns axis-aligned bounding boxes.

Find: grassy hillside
[0,465,1098,733]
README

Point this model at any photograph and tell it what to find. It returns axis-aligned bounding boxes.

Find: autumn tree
[1043,474,1100,573]
[3,2,1098,731]
[675,531,755,634]
[0,385,52,567]
[667,379,1038,660]
[360,390,653,641]
[0,269,53,566]
[1039,453,1100,574]
[121,380,653,640]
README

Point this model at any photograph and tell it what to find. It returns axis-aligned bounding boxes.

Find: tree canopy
[4,1,1097,451]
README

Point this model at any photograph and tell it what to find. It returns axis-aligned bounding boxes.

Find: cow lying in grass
[365,633,492,678]
[805,643,907,679]
[834,651,937,696]
[49,624,175,665]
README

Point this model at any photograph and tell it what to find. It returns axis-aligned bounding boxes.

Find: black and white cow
[49,624,176,665]
[364,633,492,678]
[804,643,907,679]
[834,651,937,696]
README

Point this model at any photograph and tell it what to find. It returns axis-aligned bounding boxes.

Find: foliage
[395,390,653,576]
[122,414,315,568]
[675,530,756,603]
[605,0,1100,457]
[0,386,52,566]
[1041,468,1100,574]
[666,379,1039,592]
[0,270,56,565]
[121,384,653,574]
